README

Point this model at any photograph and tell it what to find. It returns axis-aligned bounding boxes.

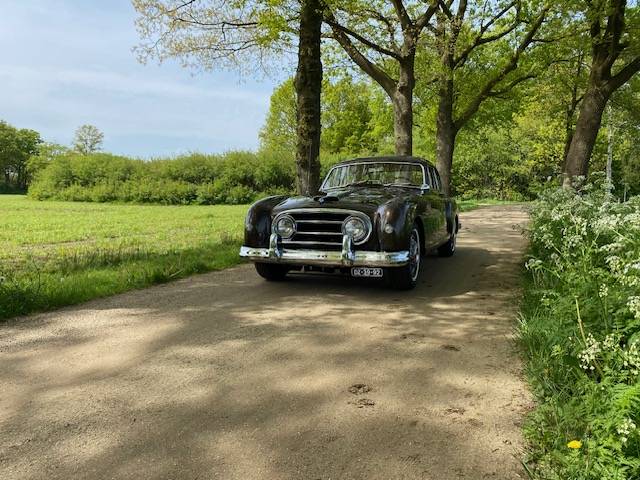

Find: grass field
[0,195,246,320]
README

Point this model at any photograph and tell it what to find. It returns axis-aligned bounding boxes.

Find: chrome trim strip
[240,246,409,267]
[278,207,367,216]
[240,233,409,268]
[296,219,343,224]
[281,240,342,246]
[291,231,342,236]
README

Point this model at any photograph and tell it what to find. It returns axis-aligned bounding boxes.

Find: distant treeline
[28,151,315,205]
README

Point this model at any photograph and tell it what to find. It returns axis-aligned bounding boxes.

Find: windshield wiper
[342,180,383,188]
[383,182,420,188]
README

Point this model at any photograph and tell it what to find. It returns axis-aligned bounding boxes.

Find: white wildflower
[628,297,640,320]
[617,418,636,444]
[599,285,609,299]
[622,341,640,376]
[578,334,601,371]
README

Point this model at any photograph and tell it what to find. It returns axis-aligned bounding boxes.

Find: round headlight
[273,215,295,238]
[342,216,368,243]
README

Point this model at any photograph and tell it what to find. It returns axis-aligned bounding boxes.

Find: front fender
[375,200,416,251]
[244,195,288,247]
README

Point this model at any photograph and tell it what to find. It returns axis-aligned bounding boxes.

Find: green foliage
[0,195,247,320]
[29,150,298,205]
[0,120,42,190]
[520,179,640,478]
[259,75,393,159]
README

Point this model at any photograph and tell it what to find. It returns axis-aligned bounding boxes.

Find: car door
[418,166,447,248]
[426,166,449,244]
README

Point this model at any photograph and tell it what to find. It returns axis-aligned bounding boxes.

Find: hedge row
[28,151,310,205]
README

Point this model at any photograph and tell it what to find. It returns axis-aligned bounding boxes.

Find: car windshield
[322,162,425,190]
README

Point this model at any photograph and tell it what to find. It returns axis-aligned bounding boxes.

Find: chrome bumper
[239,233,409,267]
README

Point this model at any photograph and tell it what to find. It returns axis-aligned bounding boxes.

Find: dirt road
[0,205,530,480]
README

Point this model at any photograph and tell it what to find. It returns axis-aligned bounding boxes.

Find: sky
[0,1,286,157]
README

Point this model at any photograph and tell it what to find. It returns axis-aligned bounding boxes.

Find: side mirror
[420,184,431,194]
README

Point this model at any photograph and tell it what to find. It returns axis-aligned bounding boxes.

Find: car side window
[424,167,433,188]
[426,167,438,191]
[432,168,442,192]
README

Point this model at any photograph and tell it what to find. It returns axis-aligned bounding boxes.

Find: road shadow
[0,206,530,480]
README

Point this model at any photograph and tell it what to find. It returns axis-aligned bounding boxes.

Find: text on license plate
[351,267,383,278]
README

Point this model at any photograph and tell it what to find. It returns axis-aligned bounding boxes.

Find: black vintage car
[239,156,459,289]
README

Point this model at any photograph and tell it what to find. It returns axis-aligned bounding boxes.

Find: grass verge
[518,181,640,479]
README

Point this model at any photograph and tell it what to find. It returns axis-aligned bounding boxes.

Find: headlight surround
[273,214,296,238]
[342,216,369,244]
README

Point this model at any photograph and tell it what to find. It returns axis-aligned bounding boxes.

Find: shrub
[28,150,300,205]
[521,176,640,478]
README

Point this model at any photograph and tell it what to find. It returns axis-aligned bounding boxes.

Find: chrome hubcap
[409,228,420,282]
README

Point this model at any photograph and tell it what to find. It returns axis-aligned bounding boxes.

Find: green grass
[0,195,247,320]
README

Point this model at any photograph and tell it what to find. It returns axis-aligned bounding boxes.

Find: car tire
[255,262,289,281]
[438,218,457,257]
[385,225,421,290]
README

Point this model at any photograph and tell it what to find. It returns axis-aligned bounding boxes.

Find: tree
[133,0,327,194]
[26,143,70,183]
[295,0,323,195]
[259,75,380,155]
[428,0,551,194]
[323,1,439,155]
[0,121,42,190]
[259,79,297,156]
[72,125,104,154]
[563,0,640,184]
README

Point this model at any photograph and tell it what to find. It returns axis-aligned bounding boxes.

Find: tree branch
[390,0,412,31]
[453,0,519,67]
[415,1,439,31]
[607,55,640,92]
[324,11,396,95]
[324,17,401,59]
[455,4,549,129]
[488,73,535,97]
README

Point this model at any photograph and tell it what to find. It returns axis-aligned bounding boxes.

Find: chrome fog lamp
[273,214,296,238]
[342,216,368,244]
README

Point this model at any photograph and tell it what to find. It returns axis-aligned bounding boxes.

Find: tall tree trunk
[393,58,415,156]
[435,66,456,195]
[605,104,614,187]
[562,0,640,185]
[295,0,323,196]
[563,84,608,185]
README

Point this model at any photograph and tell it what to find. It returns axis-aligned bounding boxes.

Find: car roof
[334,156,435,168]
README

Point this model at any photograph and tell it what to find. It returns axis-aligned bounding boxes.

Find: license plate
[351,267,383,278]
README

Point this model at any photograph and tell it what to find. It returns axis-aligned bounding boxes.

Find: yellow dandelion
[567,440,582,449]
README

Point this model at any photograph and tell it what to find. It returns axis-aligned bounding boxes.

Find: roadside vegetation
[520,178,640,478]
[0,195,245,320]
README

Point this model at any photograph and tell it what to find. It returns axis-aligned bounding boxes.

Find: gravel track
[0,205,531,480]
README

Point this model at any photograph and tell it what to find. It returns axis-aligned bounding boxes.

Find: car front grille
[280,210,352,251]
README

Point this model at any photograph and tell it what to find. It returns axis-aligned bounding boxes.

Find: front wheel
[255,262,289,281]
[385,225,421,290]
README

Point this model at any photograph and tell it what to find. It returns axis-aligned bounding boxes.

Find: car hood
[271,186,419,217]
